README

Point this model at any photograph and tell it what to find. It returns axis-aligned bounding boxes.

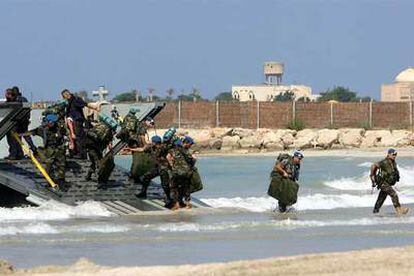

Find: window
[233,91,240,99]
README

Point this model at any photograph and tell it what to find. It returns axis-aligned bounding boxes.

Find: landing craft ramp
[0,102,209,214]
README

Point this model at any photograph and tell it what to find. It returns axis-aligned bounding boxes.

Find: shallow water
[1,155,414,268]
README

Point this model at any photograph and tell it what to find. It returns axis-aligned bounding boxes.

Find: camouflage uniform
[373,158,401,212]
[28,124,67,183]
[169,146,192,206]
[268,154,301,212]
[157,142,174,203]
[118,113,147,148]
[85,121,114,179]
[180,147,197,201]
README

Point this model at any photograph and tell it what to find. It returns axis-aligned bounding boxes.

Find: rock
[361,130,391,147]
[293,129,318,149]
[210,128,233,138]
[280,130,296,149]
[262,131,282,146]
[178,129,212,143]
[338,128,365,147]
[392,130,412,147]
[221,135,240,149]
[209,138,222,150]
[231,128,254,138]
[0,259,13,274]
[239,135,263,149]
[317,129,339,149]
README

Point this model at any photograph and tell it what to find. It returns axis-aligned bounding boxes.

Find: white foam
[154,216,414,233]
[0,201,113,222]
[202,193,414,213]
[323,165,414,191]
[0,223,58,236]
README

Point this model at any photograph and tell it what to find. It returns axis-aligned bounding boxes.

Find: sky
[0,0,413,101]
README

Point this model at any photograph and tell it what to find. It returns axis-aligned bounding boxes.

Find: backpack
[171,149,192,178]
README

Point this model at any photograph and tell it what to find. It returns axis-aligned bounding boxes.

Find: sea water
[0,155,414,268]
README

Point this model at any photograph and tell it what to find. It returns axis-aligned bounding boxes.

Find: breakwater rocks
[156,128,414,152]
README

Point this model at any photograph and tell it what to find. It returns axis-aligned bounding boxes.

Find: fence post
[216,100,220,127]
[369,100,373,128]
[410,101,413,131]
[256,101,260,129]
[330,102,334,126]
[178,100,181,129]
[292,101,296,122]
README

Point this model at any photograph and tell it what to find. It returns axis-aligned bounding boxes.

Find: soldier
[22,114,68,189]
[130,135,163,199]
[110,105,120,122]
[167,139,193,210]
[268,151,303,213]
[61,89,100,159]
[84,114,118,181]
[370,149,409,215]
[5,87,31,160]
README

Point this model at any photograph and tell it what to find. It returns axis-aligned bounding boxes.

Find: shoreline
[8,245,414,275]
[194,147,414,157]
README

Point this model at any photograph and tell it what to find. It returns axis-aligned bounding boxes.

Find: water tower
[264,62,284,85]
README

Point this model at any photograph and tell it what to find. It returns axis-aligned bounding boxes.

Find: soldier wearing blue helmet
[21,113,68,189]
[84,114,117,182]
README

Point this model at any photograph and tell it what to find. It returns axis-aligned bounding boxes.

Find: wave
[323,165,414,191]
[0,222,129,236]
[155,216,414,233]
[0,201,113,222]
[202,193,414,213]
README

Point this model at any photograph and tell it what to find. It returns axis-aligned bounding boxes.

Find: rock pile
[152,128,414,152]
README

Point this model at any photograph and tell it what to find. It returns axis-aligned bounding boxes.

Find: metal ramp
[0,101,209,214]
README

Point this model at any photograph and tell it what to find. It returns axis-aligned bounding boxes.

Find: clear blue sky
[0,0,413,101]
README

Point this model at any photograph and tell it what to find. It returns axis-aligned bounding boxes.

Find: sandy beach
[3,245,411,275]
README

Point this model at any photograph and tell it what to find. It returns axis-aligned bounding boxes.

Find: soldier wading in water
[268,151,303,212]
[370,148,409,215]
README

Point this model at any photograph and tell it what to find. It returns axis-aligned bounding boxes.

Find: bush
[286,119,306,131]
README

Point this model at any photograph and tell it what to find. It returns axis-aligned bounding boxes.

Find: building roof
[395,67,414,83]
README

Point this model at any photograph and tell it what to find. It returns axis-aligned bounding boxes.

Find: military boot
[85,171,93,181]
[136,189,147,199]
[396,206,409,215]
[184,201,192,209]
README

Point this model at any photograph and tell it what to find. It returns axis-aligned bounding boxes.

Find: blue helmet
[151,135,162,144]
[183,136,195,145]
[173,139,183,147]
[44,114,58,124]
[293,150,304,159]
[128,108,140,115]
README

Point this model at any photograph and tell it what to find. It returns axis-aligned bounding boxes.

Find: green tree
[318,86,358,102]
[296,96,311,102]
[273,91,295,102]
[113,91,136,102]
[214,92,234,101]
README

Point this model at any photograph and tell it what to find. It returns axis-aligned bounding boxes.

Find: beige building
[381,67,414,102]
[232,62,316,102]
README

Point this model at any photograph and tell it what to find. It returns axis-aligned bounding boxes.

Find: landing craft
[0,101,209,214]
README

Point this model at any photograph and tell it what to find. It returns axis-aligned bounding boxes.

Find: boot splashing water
[396,206,409,215]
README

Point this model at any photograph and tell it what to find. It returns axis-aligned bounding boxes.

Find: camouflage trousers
[374,183,401,211]
[170,174,191,204]
[141,166,172,201]
[44,147,66,181]
[87,146,103,175]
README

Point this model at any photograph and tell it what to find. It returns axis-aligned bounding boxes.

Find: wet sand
[8,245,414,275]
